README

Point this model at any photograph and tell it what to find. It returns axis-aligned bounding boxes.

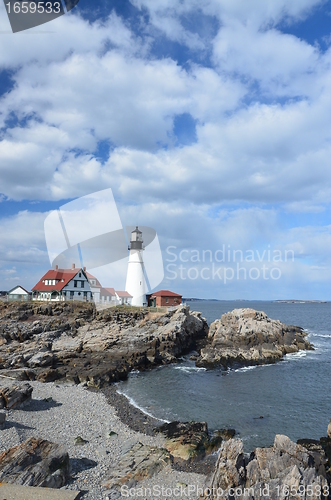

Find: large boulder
[197,308,312,368]
[206,434,329,499]
[0,437,70,488]
[0,382,33,409]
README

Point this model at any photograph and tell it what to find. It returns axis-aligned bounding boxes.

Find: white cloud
[1,0,331,298]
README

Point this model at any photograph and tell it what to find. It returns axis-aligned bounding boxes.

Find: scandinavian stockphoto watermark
[165,245,295,283]
[3,0,80,33]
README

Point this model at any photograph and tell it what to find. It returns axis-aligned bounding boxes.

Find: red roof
[150,290,182,297]
[100,287,116,296]
[116,290,132,298]
[32,269,85,292]
[85,272,102,288]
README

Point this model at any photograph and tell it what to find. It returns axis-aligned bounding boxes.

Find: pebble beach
[0,380,206,499]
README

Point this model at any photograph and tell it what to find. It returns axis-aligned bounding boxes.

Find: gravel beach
[0,380,207,499]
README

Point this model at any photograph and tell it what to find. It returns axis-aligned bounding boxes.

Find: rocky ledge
[205,433,331,499]
[196,308,313,369]
[0,302,207,387]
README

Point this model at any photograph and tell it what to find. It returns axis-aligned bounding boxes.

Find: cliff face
[196,308,313,368]
[0,302,208,387]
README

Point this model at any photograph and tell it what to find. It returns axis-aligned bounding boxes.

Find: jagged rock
[0,382,33,409]
[197,308,312,369]
[27,351,54,368]
[155,421,235,461]
[0,437,70,488]
[0,410,6,429]
[0,303,208,386]
[102,442,172,489]
[205,434,329,499]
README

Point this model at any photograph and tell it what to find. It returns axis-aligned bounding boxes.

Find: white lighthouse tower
[125,227,147,307]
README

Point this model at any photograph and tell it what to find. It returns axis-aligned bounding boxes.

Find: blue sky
[1,0,331,299]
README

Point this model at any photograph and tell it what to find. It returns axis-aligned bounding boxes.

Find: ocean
[116,301,331,451]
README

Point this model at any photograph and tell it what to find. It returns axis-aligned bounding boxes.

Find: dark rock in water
[155,421,235,462]
[0,437,70,488]
[196,308,313,369]
[0,382,33,409]
[102,441,172,490]
[206,434,329,499]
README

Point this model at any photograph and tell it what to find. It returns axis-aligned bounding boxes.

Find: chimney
[72,263,75,269]
[55,265,58,270]
[83,267,86,272]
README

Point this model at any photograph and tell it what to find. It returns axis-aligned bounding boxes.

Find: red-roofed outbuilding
[147,290,182,307]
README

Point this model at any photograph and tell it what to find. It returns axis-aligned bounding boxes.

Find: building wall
[34,272,93,301]
[155,296,182,307]
[9,294,31,301]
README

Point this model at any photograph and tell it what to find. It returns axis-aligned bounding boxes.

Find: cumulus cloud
[1,0,331,297]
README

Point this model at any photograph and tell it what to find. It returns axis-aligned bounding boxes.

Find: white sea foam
[234,365,258,373]
[285,351,306,359]
[174,365,207,373]
[116,389,170,423]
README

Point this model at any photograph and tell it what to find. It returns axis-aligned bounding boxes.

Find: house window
[74,281,77,288]
[84,292,87,297]
[63,291,66,297]
[79,273,81,277]
[78,292,81,296]
[70,291,74,298]
[166,298,169,303]
[81,281,84,288]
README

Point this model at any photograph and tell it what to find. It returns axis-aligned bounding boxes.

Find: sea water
[117,301,331,451]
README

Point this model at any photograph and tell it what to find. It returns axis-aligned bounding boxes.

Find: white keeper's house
[32,264,93,302]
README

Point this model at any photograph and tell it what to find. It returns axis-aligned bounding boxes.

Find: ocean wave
[174,365,207,373]
[234,366,258,373]
[285,351,306,359]
[116,389,170,423]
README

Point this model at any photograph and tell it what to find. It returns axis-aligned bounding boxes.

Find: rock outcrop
[0,382,33,409]
[102,442,172,490]
[155,421,235,462]
[196,308,312,368]
[0,437,70,488]
[205,434,330,499]
[0,302,207,387]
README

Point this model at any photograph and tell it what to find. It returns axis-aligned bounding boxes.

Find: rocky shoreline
[0,301,326,499]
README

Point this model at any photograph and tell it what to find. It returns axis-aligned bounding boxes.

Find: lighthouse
[125,227,147,306]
